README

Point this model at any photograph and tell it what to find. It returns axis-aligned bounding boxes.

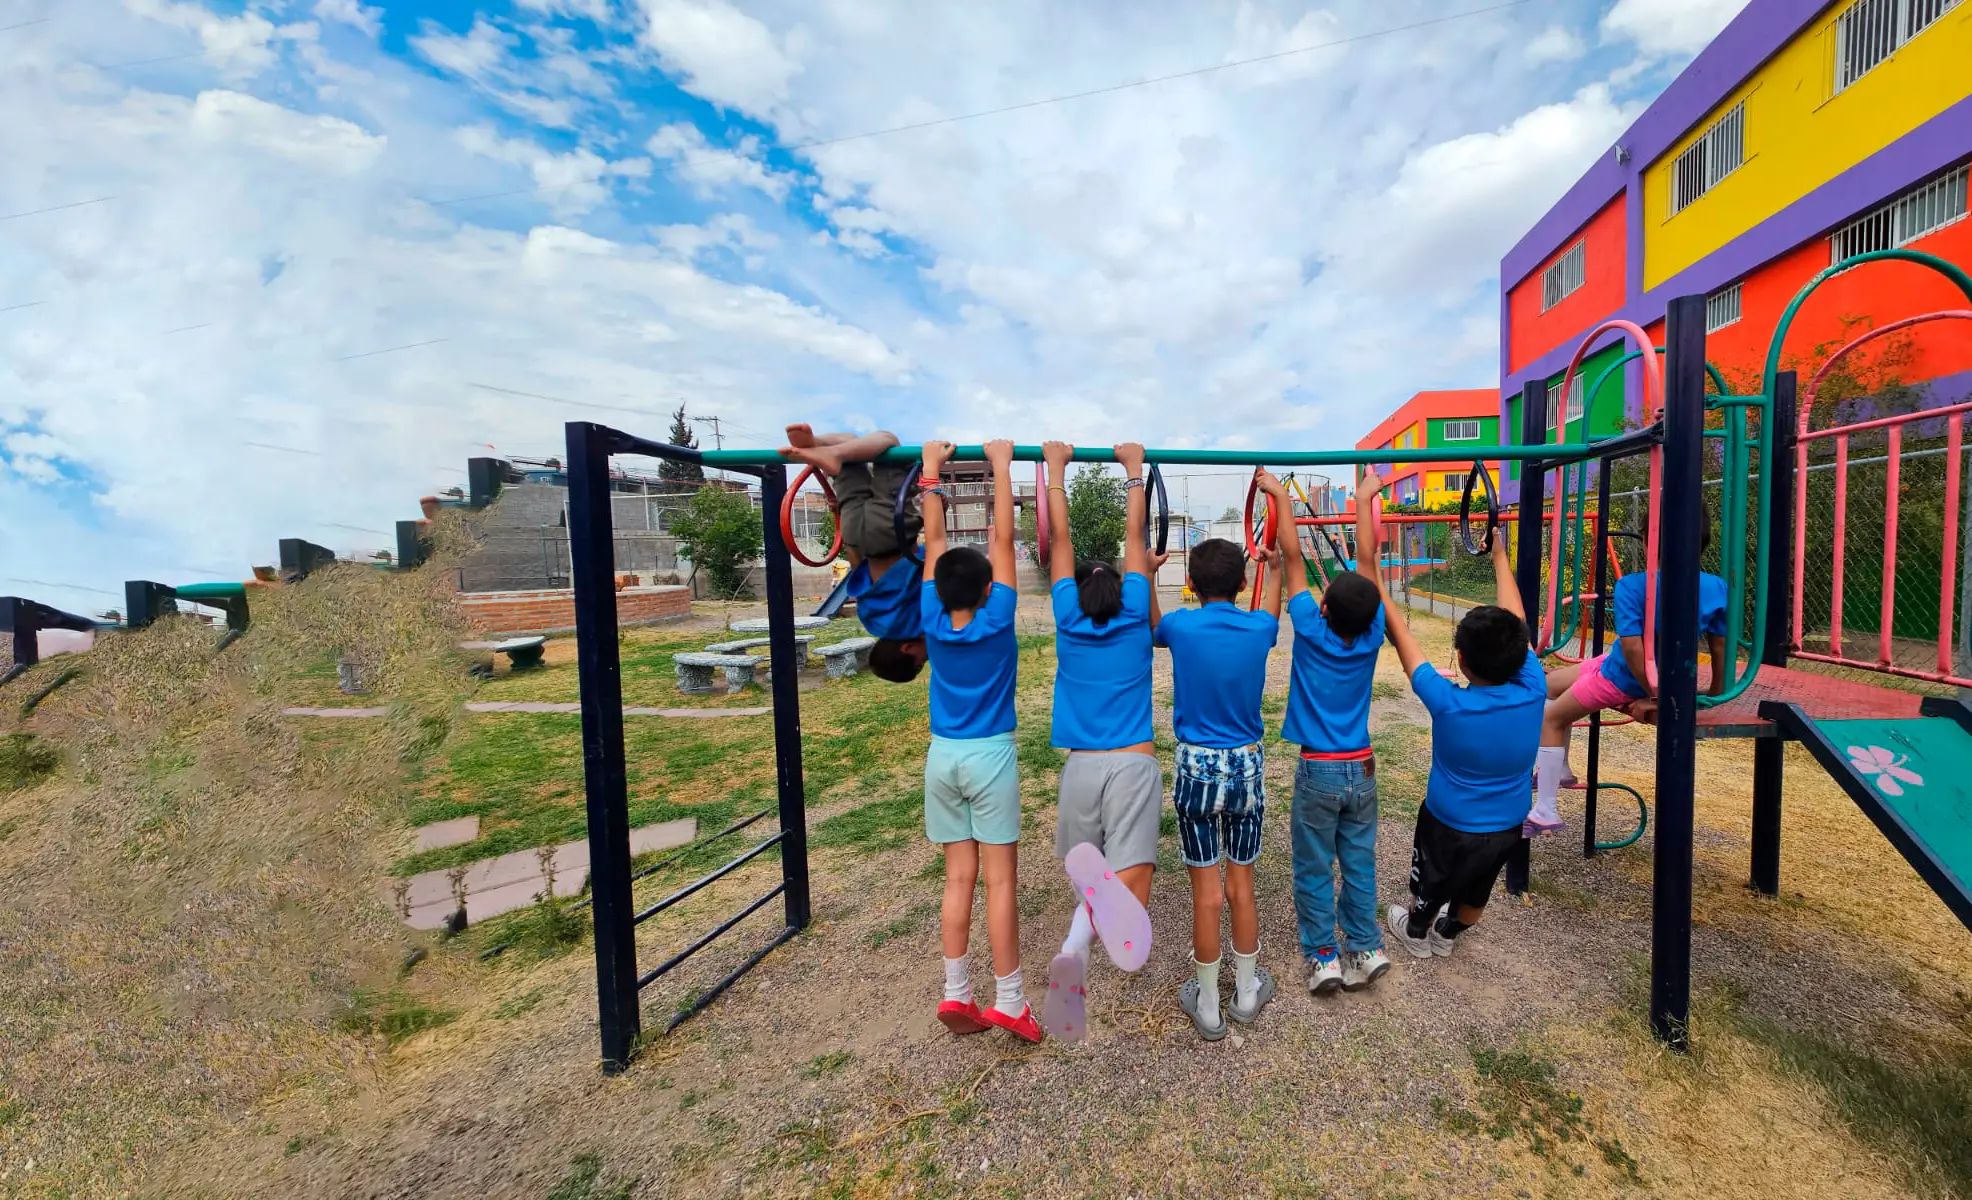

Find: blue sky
[0,0,1751,612]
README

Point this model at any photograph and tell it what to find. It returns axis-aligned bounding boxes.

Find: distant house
[1354,389,1502,508]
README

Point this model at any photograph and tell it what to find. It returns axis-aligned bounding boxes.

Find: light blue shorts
[925,733,1021,845]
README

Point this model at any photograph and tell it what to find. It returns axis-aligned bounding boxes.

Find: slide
[1760,698,1972,932]
[812,575,852,620]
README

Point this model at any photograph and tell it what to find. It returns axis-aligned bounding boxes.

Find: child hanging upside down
[1367,497,1546,961]
[917,438,1040,1042]
[781,425,927,683]
[1041,440,1160,1043]
[1530,523,1728,836]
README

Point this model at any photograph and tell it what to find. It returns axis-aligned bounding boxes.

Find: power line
[332,337,447,362]
[0,577,121,598]
[0,17,49,33]
[0,195,116,222]
[468,381,674,419]
[1,300,44,314]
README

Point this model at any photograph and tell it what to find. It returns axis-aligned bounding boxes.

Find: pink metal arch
[1541,320,1666,677]
[1789,310,1972,667]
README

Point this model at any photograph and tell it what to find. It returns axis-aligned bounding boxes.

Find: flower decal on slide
[1846,745,1924,797]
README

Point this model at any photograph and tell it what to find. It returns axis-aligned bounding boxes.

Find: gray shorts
[834,461,920,559]
[1055,751,1164,871]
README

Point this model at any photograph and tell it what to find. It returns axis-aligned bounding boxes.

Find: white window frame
[1670,101,1746,216]
[1442,419,1482,442]
[1706,282,1744,332]
[1540,241,1586,312]
[1439,471,1470,492]
[1546,379,1584,434]
[1830,163,1969,264]
[1834,0,1963,94]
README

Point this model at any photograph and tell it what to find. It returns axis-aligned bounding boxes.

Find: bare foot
[784,423,816,449]
[780,443,847,476]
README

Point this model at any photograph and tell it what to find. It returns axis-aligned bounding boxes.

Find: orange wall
[1508,197,1628,375]
[1703,216,1972,398]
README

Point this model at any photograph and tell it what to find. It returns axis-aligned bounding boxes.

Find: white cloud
[517,0,620,20]
[654,212,779,261]
[123,0,314,79]
[313,0,382,38]
[1602,0,1753,59]
[1525,25,1587,65]
[194,90,386,171]
[645,122,790,198]
[410,17,589,129]
[455,124,649,215]
[636,0,799,117]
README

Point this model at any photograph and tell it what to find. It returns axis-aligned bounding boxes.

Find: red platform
[1693,664,1926,740]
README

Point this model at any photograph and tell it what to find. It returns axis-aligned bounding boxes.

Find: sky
[0,0,1754,612]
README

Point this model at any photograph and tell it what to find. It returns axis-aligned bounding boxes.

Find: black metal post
[758,465,813,932]
[1750,371,1799,897]
[124,581,175,631]
[396,520,429,571]
[566,422,641,1072]
[1506,378,1548,897]
[1584,458,1615,857]
[1651,295,1707,1050]
[2,597,40,671]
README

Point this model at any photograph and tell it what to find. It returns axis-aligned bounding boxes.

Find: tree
[1067,465,1127,566]
[660,404,707,491]
[1218,506,1241,523]
[671,485,763,599]
[1014,504,1038,567]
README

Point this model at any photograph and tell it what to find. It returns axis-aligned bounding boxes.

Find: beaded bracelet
[1124,477,1145,490]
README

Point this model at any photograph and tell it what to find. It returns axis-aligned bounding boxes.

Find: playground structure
[562,247,1972,1070]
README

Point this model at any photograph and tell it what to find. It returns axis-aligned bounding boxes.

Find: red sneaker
[937,1000,989,1034]
[979,1003,1043,1043]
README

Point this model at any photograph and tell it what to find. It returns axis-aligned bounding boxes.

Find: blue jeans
[1290,757,1383,956]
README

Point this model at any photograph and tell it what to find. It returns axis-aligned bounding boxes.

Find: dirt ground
[6,582,1970,1199]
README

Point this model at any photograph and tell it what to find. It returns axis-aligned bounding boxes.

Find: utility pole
[691,415,725,450]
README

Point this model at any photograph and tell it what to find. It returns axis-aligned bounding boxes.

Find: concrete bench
[674,653,761,694]
[818,637,878,680]
[704,637,771,656]
[493,635,548,670]
[706,634,816,670]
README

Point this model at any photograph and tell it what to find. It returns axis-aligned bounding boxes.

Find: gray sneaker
[1386,903,1433,960]
[1341,949,1391,990]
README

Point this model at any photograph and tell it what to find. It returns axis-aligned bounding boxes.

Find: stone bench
[706,634,816,670]
[674,653,761,694]
[493,635,548,670]
[818,637,878,680]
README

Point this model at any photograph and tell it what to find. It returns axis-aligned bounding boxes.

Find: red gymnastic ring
[781,465,841,567]
[1243,473,1279,559]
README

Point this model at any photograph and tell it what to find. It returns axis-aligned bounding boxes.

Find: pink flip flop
[1042,951,1087,1042]
[1064,842,1152,973]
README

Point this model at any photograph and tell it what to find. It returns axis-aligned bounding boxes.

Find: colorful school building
[1353,389,1503,507]
[1498,0,1972,499]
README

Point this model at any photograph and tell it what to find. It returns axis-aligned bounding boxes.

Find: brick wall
[458,585,691,636]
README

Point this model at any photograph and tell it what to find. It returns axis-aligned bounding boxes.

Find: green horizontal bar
[174,582,246,601]
[698,441,1606,468]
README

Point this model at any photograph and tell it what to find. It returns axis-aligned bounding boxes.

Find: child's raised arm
[920,440,954,576]
[1262,469,1305,606]
[1491,527,1527,624]
[1043,441,1076,585]
[984,439,1017,588]
[1352,471,1383,587]
[1117,442,1149,579]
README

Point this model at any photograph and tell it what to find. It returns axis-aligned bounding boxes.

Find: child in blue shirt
[1275,471,1393,996]
[782,425,926,683]
[1040,440,1159,1043]
[916,438,1039,1043]
[1368,490,1546,960]
[1154,514,1283,1040]
[1532,524,1729,835]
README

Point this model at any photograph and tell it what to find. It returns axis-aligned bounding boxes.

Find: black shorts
[1408,804,1521,912]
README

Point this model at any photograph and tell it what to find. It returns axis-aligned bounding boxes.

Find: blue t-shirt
[1154,603,1280,749]
[1411,650,1546,833]
[1600,571,1730,698]
[1051,573,1153,750]
[848,555,923,641]
[1280,589,1386,753]
[922,581,1019,739]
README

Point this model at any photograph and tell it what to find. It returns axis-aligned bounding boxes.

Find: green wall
[1424,414,1500,446]
[1505,342,1633,481]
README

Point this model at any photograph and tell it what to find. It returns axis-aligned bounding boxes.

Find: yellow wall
[1642,1,1972,288]
[1418,467,1498,509]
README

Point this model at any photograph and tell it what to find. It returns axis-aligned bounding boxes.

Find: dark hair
[1074,560,1123,625]
[869,638,925,683]
[1322,573,1382,639]
[1454,605,1530,686]
[1188,538,1247,601]
[934,546,993,612]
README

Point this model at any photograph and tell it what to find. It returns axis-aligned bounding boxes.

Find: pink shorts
[1569,654,1638,712]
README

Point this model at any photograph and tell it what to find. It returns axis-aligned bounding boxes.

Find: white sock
[1062,903,1094,960]
[1234,945,1260,1009]
[1193,956,1222,1025]
[943,956,971,1005]
[1562,729,1575,781]
[1534,745,1566,825]
[993,967,1025,1017]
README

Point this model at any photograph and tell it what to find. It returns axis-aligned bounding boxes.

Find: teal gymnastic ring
[1591,781,1649,851]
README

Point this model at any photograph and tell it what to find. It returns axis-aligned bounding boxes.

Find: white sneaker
[1386,903,1432,960]
[1426,922,1458,958]
[1341,948,1390,990]
[1307,953,1343,996]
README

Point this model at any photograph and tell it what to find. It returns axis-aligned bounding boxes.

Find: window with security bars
[1830,163,1969,263]
[1545,379,1583,433]
[1834,0,1963,93]
[1541,241,1586,311]
[1706,282,1743,332]
[1439,472,1470,492]
[1442,419,1482,441]
[1670,101,1745,215]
